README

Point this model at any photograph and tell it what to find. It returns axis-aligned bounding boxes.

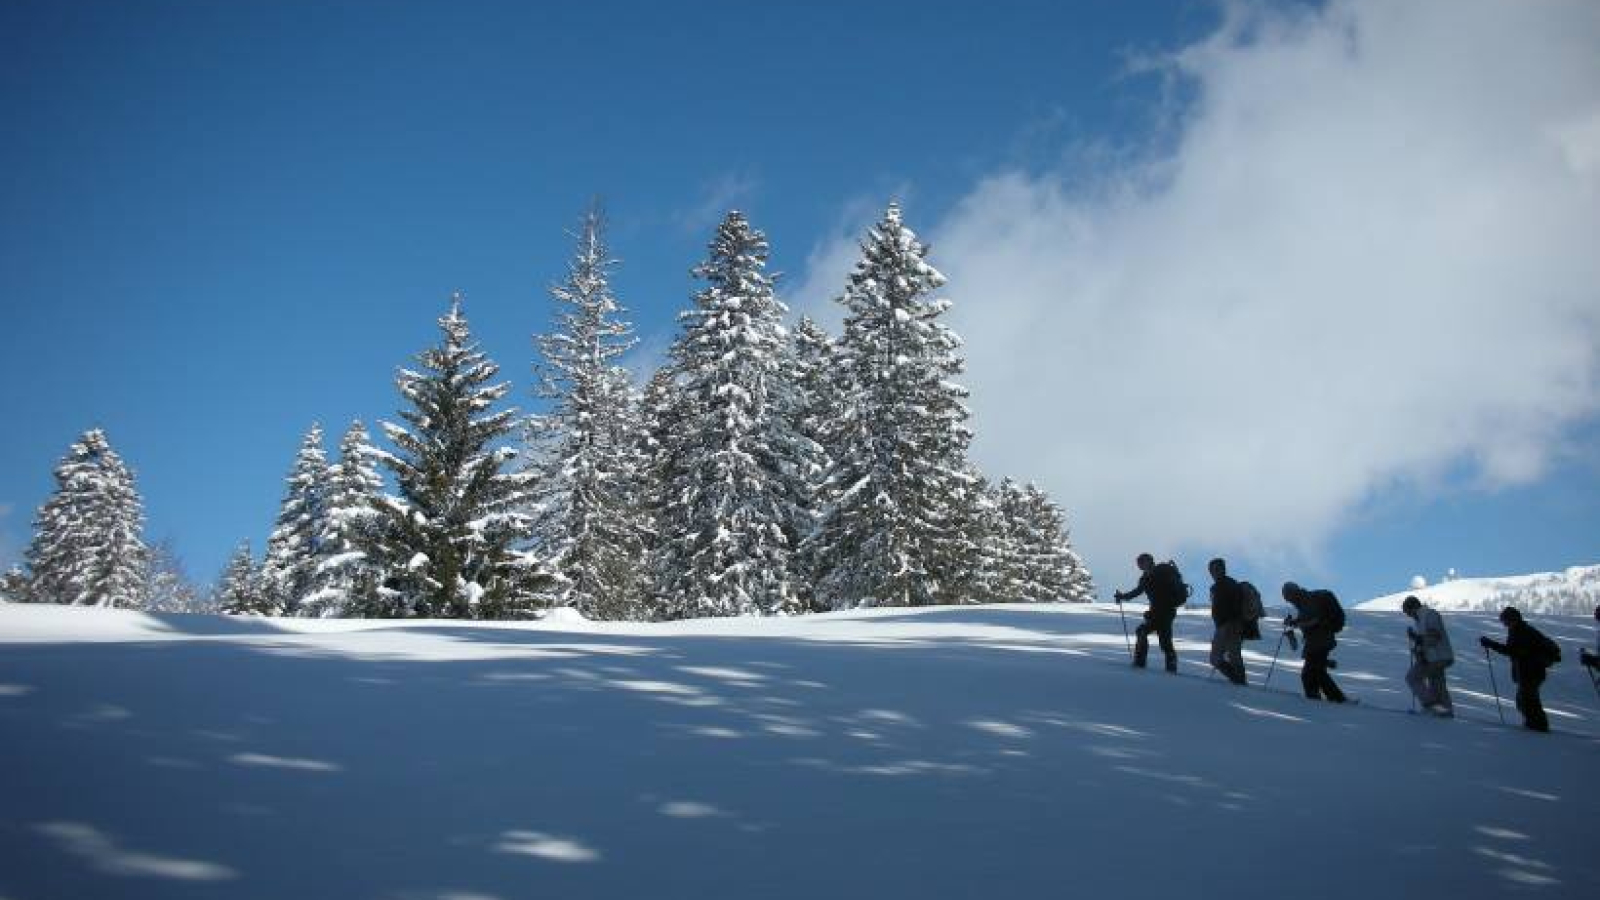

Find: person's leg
[1210,627,1226,674]
[1430,663,1454,713]
[1518,674,1550,732]
[1405,661,1431,705]
[1157,617,1177,672]
[1307,638,1345,702]
[1301,644,1325,699]
[1133,620,1150,668]
[1224,622,1246,684]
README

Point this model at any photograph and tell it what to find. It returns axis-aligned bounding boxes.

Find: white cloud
[818,0,1600,578]
[673,171,761,236]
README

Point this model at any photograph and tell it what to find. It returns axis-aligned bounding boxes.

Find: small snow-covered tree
[992,480,1094,603]
[305,420,387,618]
[652,211,817,618]
[807,204,984,609]
[144,538,204,613]
[526,207,649,620]
[216,541,270,615]
[368,296,554,619]
[1,566,33,603]
[23,428,149,608]
[789,316,837,610]
[260,424,332,616]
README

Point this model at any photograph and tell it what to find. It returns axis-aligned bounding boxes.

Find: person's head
[1136,553,1154,572]
[1401,596,1421,619]
[1499,606,1524,627]
[1208,558,1226,579]
[1281,581,1303,602]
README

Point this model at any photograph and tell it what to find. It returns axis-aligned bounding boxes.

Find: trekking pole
[1588,664,1600,702]
[1484,646,1506,725]
[1264,628,1288,687]
[1113,596,1133,661]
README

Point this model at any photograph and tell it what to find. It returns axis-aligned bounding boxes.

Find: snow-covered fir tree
[144,538,204,613]
[526,207,649,620]
[1,566,34,603]
[991,479,1094,603]
[215,540,270,615]
[22,428,149,608]
[260,424,332,616]
[651,212,818,618]
[807,204,985,608]
[368,296,553,619]
[306,420,386,618]
[788,315,839,611]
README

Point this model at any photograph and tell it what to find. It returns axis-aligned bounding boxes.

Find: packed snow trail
[1,602,1596,899]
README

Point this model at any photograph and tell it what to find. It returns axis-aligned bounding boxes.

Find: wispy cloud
[673,171,761,237]
[802,0,1600,579]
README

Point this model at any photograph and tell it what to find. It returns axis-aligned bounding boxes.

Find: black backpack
[1534,628,1561,667]
[1151,561,1190,607]
[1311,589,1345,633]
[1239,581,1264,622]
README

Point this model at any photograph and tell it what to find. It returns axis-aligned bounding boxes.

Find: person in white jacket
[1402,596,1455,716]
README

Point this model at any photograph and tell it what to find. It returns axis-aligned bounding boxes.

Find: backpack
[1239,581,1264,622]
[1534,629,1561,667]
[1311,589,1345,634]
[1152,561,1190,607]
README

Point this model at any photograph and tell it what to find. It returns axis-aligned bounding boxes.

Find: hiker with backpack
[1113,553,1188,673]
[1480,606,1558,733]
[1401,596,1454,717]
[1206,559,1251,685]
[1281,582,1348,703]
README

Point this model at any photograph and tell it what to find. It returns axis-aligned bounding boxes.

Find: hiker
[1581,604,1599,672]
[1281,582,1347,703]
[1113,553,1186,673]
[1208,558,1247,685]
[1401,595,1454,716]
[1480,607,1557,733]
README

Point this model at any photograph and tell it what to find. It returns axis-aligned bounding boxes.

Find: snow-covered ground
[1359,564,1600,616]
[2,600,1597,899]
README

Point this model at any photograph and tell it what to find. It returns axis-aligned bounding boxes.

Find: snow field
[1,601,1596,899]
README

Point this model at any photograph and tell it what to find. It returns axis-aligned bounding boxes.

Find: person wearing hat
[1480,607,1554,733]
[1281,581,1347,703]
[1401,595,1454,716]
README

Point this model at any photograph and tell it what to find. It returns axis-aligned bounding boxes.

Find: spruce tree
[808,204,984,608]
[526,207,648,620]
[369,295,552,618]
[308,420,387,618]
[23,429,149,608]
[992,480,1095,603]
[216,541,270,615]
[652,211,817,618]
[788,315,837,611]
[261,424,332,616]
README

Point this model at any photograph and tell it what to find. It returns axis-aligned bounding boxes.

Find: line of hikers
[1111,553,1600,733]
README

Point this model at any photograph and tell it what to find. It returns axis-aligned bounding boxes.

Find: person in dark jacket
[1208,558,1247,685]
[1581,604,1599,672]
[1480,606,1553,733]
[1114,553,1180,673]
[1281,582,1347,703]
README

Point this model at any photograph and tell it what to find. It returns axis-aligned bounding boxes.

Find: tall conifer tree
[23,429,149,608]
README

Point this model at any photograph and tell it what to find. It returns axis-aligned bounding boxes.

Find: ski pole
[1264,628,1288,686]
[1588,664,1600,702]
[1484,646,1506,725]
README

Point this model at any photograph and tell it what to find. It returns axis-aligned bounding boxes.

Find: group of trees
[2,203,1094,619]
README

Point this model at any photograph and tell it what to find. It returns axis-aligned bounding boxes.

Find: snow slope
[1359,564,1600,616]
[1,601,1597,900]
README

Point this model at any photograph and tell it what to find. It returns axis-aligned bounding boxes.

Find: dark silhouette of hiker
[1581,604,1599,672]
[1401,595,1454,716]
[1113,553,1183,673]
[1281,582,1347,703]
[1208,558,1247,685]
[1481,607,1555,733]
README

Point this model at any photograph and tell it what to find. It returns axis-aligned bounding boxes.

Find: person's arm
[1479,636,1508,656]
[1115,574,1150,603]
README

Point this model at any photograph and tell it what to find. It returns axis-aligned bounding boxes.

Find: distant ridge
[1358,564,1600,616]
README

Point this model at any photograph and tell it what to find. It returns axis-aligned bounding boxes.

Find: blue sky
[2,0,1597,602]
